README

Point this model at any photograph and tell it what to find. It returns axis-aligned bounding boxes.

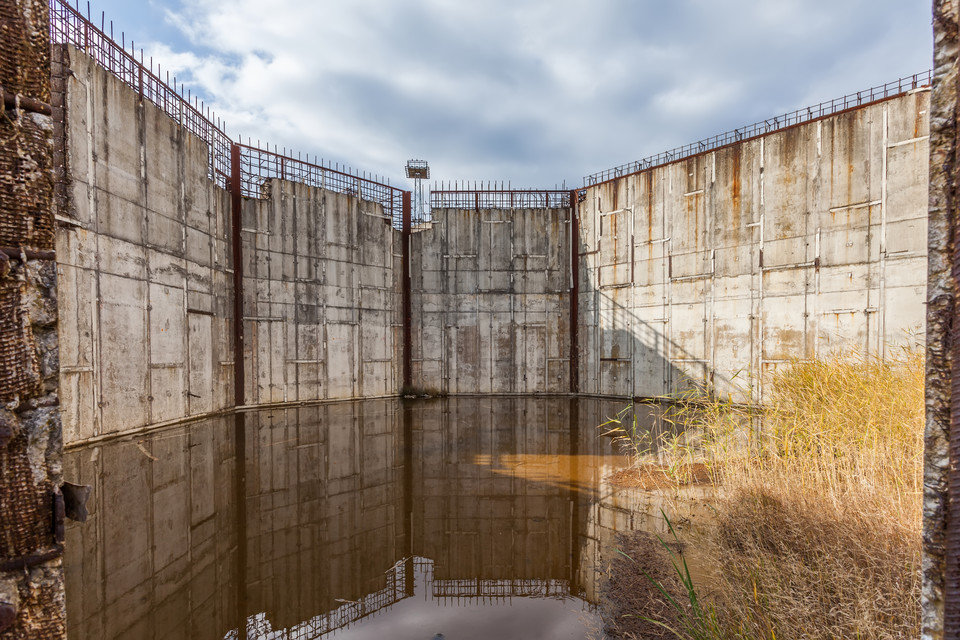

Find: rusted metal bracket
[0,546,63,573]
[62,482,91,523]
[569,189,579,394]
[1,89,52,117]
[0,246,56,261]
[0,602,15,633]
[401,191,412,390]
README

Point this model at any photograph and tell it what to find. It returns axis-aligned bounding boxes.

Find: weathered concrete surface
[56,48,234,442]
[410,207,571,394]
[924,1,958,638]
[241,182,402,405]
[578,91,931,401]
[0,0,65,637]
[55,43,932,437]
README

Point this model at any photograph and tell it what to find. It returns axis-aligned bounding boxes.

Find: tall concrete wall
[54,42,932,447]
[410,207,571,394]
[577,90,931,401]
[56,49,403,443]
[56,48,234,443]
[241,182,402,405]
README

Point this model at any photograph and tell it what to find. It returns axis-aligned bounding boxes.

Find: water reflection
[64,397,664,639]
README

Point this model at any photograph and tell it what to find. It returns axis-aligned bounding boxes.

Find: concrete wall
[55,44,932,447]
[577,90,931,401]
[56,48,234,443]
[241,182,402,405]
[410,208,571,394]
[56,49,403,443]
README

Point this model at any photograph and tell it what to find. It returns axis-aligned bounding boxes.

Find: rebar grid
[48,0,408,222]
[49,0,233,187]
[237,144,406,226]
[431,189,571,210]
[235,560,408,639]
[584,70,933,187]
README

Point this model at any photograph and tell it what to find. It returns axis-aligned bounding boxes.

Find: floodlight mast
[405,159,430,223]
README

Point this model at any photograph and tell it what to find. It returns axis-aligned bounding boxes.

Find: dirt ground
[600,529,688,640]
[607,462,713,490]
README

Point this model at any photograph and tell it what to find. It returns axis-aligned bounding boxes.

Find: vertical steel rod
[569,190,579,394]
[231,144,245,406]
[402,191,412,390]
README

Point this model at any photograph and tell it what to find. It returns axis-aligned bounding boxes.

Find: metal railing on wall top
[237,143,406,225]
[48,0,408,223]
[583,70,933,187]
[431,182,571,210]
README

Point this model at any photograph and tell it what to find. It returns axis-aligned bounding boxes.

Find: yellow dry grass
[611,349,925,639]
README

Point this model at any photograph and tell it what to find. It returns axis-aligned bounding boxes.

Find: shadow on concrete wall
[577,230,739,399]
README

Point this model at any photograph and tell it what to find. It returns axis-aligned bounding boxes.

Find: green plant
[619,511,721,640]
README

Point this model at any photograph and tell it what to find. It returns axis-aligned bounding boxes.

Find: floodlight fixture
[405,159,430,180]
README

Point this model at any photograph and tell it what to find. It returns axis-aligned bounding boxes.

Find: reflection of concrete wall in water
[63,401,408,638]
[578,91,930,400]
[63,396,693,636]
[62,417,239,638]
[409,396,642,602]
[410,208,571,394]
[411,398,577,589]
[241,402,405,632]
[241,183,402,404]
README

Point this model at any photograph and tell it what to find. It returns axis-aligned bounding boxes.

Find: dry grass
[610,349,925,639]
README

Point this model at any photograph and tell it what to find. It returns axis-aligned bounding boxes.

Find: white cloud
[114,0,933,187]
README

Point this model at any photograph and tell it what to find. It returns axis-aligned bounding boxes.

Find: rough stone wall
[55,48,234,443]
[0,0,65,637]
[410,207,571,394]
[578,91,931,401]
[924,1,958,638]
[241,181,402,405]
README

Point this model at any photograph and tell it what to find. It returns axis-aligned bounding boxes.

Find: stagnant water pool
[63,396,670,639]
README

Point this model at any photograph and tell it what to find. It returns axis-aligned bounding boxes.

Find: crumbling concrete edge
[924,1,957,639]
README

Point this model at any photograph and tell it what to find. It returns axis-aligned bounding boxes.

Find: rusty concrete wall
[241,182,402,405]
[578,91,931,401]
[55,47,234,443]
[0,0,65,637]
[410,208,571,394]
[924,0,957,638]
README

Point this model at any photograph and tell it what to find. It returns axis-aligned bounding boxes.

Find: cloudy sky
[78,0,931,189]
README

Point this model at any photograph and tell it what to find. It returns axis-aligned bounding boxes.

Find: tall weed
[612,349,924,639]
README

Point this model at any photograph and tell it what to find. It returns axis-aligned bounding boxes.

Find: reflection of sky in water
[65,397,659,639]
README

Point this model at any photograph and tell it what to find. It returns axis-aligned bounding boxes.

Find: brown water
[63,397,668,639]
